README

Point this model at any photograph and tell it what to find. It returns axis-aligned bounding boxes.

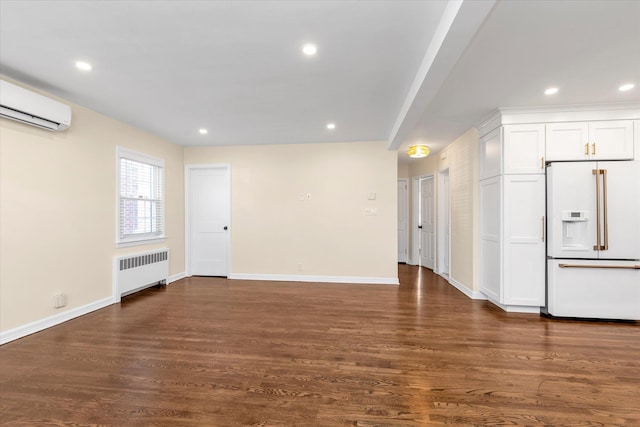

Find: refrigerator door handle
[559,263,640,270]
[592,169,602,251]
[541,216,545,242]
[601,169,608,251]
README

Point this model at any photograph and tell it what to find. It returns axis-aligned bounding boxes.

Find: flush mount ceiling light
[544,87,559,95]
[407,145,430,158]
[619,83,635,92]
[198,128,208,135]
[326,122,336,130]
[75,61,93,71]
[302,44,318,56]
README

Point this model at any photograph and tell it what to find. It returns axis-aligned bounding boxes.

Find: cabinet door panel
[589,120,634,160]
[480,176,501,301]
[546,122,589,161]
[504,124,545,174]
[503,175,545,306]
[480,128,502,180]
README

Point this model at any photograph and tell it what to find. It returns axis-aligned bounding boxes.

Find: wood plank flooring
[1,265,639,426]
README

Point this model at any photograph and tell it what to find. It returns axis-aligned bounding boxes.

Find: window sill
[116,237,166,248]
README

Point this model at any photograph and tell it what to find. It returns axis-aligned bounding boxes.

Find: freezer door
[547,260,640,320]
[547,162,598,259]
[597,161,640,260]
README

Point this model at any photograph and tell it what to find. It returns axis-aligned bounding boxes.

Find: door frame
[437,167,450,278]
[185,163,231,277]
[398,179,409,263]
[411,174,434,266]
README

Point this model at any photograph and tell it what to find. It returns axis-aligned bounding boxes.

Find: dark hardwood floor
[1,265,639,426]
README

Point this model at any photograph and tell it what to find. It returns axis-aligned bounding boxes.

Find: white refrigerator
[546,161,640,320]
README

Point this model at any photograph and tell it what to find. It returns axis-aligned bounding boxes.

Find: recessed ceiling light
[619,83,635,92]
[199,128,208,135]
[302,44,318,56]
[544,87,559,95]
[326,123,336,130]
[75,61,93,71]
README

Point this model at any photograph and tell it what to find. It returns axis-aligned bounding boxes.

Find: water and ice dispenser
[560,210,589,250]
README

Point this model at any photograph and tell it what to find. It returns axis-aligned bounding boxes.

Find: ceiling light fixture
[326,123,336,130]
[619,83,635,92]
[408,145,430,158]
[75,61,93,71]
[199,128,208,135]
[302,44,318,56]
[544,87,558,95]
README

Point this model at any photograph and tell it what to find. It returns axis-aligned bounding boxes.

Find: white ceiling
[1,1,639,161]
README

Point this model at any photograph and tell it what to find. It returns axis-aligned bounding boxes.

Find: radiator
[113,249,169,302]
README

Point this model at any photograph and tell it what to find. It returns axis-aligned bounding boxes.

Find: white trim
[229,273,399,285]
[116,146,166,246]
[398,178,409,263]
[437,168,451,277]
[449,276,487,300]
[168,272,186,284]
[477,104,640,137]
[115,237,165,248]
[483,296,541,314]
[0,297,113,345]
[184,164,232,278]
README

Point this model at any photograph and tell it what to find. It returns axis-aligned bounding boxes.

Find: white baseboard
[485,297,541,314]
[168,272,186,284]
[229,273,399,285]
[0,296,113,345]
[449,277,487,300]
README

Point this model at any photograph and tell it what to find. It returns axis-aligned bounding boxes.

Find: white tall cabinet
[480,121,545,312]
[479,106,639,313]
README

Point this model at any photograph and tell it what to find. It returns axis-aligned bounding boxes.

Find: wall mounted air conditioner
[0,79,71,131]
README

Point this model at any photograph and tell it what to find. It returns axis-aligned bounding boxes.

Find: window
[117,147,165,247]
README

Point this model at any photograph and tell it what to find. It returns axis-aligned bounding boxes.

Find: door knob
[223,226,228,230]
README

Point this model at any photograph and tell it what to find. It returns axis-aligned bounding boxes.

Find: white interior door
[420,176,435,269]
[188,165,230,277]
[438,169,450,277]
[397,179,408,263]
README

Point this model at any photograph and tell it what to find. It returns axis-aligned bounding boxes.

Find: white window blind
[117,147,165,246]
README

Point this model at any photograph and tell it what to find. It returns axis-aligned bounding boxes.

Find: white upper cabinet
[480,123,545,180]
[480,127,502,181]
[546,120,633,161]
[503,124,546,174]
[545,122,589,161]
[588,121,634,160]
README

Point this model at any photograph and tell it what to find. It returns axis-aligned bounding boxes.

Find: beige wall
[0,78,184,333]
[408,127,480,292]
[184,141,398,280]
[397,161,409,179]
